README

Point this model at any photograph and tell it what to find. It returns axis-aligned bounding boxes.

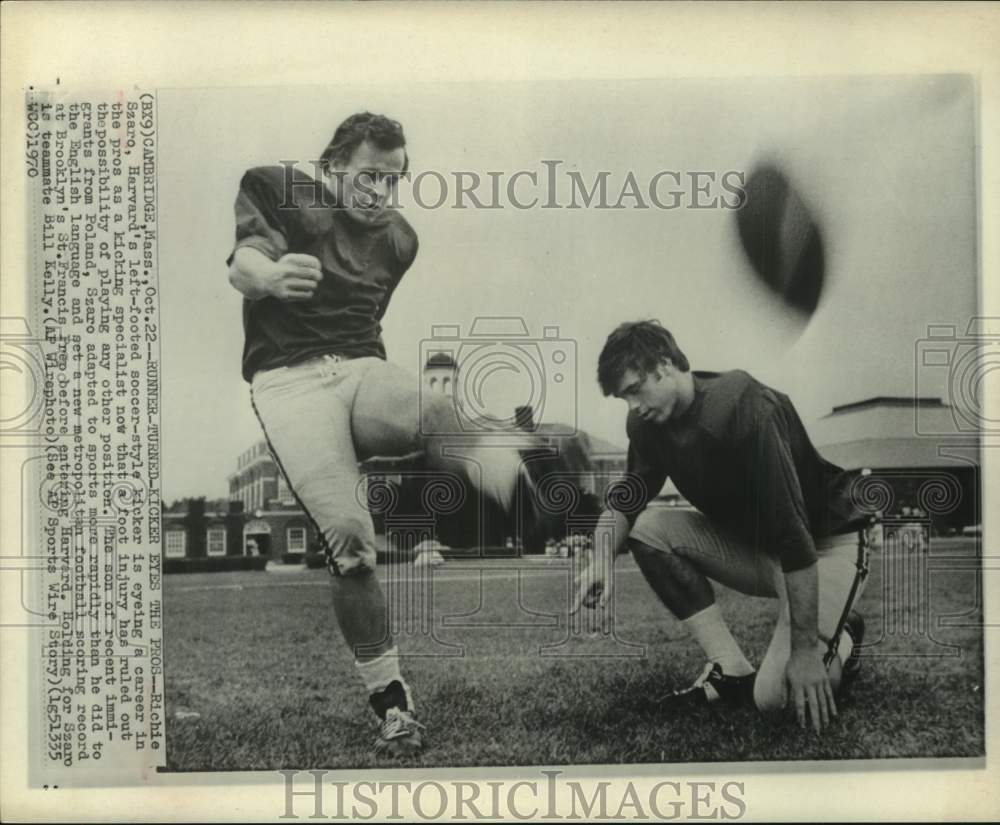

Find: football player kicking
[574,321,871,733]
[227,112,528,756]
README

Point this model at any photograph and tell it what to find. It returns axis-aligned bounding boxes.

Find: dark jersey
[229,165,419,382]
[623,370,865,572]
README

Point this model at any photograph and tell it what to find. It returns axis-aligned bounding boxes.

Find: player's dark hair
[597,320,690,396]
[320,112,409,173]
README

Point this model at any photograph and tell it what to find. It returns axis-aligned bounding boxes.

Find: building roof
[812,397,978,471]
[809,396,976,448]
[818,437,977,471]
[826,397,946,416]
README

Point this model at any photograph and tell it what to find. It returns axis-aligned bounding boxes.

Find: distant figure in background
[576,320,871,733]
[227,112,527,757]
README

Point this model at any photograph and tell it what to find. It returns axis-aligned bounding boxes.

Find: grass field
[163,538,984,770]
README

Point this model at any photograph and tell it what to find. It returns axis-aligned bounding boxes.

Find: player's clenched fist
[229,248,324,303]
[265,253,323,301]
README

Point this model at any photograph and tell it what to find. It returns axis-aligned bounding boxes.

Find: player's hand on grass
[570,541,614,614]
[265,253,323,301]
[785,649,837,734]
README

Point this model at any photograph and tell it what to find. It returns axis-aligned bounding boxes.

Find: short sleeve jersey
[229,165,419,382]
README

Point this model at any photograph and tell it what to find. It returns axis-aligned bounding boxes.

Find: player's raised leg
[251,359,423,757]
[351,359,526,516]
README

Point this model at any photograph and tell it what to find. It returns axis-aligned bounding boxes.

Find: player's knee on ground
[753,672,787,715]
[827,653,843,694]
[325,516,378,576]
[753,641,850,714]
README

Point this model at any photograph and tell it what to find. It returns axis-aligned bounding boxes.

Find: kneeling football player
[575,321,871,733]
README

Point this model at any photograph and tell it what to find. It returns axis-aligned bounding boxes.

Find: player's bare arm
[571,507,629,613]
[784,562,837,734]
[228,247,322,302]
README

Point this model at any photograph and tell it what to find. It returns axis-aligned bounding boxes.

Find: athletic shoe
[369,680,424,758]
[661,662,757,709]
[839,611,865,692]
[373,707,425,757]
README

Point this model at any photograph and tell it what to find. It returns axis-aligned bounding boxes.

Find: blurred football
[736,164,825,317]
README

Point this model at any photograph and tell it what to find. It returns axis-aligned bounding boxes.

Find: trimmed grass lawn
[164,539,984,770]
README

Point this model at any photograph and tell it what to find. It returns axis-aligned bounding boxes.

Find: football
[736,163,825,318]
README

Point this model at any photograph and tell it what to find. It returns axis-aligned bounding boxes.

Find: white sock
[355,647,403,693]
[682,604,755,677]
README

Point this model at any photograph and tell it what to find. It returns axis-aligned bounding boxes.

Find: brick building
[162,352,627,567]
[162,388,978,570]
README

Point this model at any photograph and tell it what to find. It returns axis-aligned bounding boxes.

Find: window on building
[442,377,451,395]
[206,528,227,557]
[277,475,296,506]
[165,531,186,558]
[287,527,307,553]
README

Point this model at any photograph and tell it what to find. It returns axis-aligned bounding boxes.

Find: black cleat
[369,680,424,758]
[839,611,865,692]
[373,707,425,758]
[661,663,757,709]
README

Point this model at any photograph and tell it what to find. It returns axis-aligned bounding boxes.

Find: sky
[157,75,977,502]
